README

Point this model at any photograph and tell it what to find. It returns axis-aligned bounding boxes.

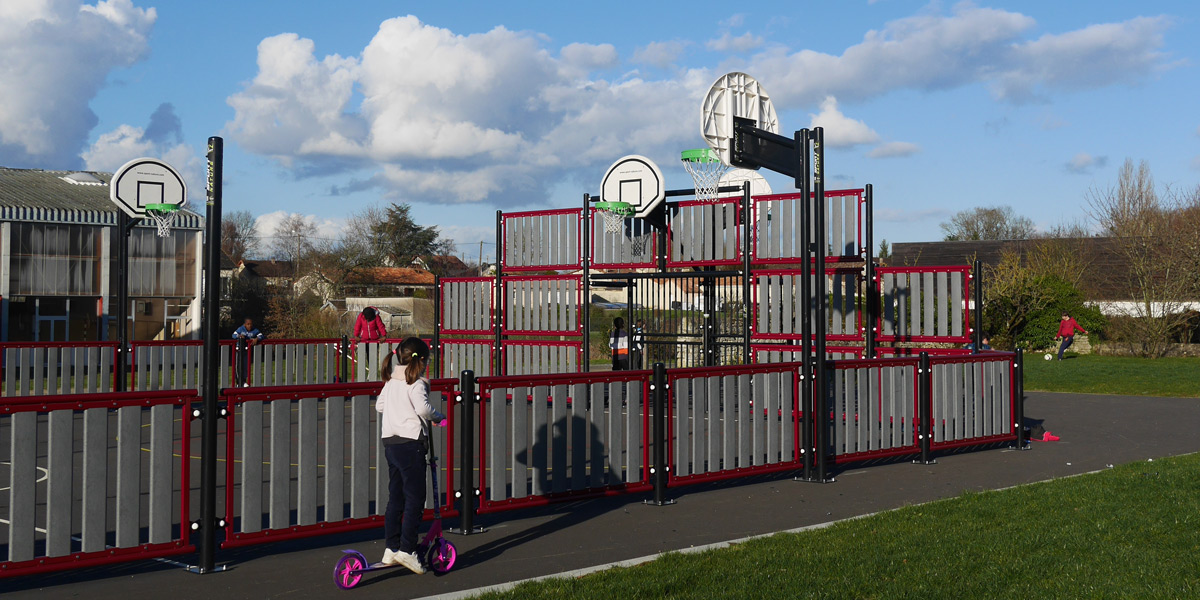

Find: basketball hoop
[595,201,635,234]
[144,203,179,237]
[681,148,731,203]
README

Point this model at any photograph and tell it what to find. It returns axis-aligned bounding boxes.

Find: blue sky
[2,0,1198,262]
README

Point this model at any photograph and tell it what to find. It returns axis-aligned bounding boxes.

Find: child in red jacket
[1056,312,1087,360]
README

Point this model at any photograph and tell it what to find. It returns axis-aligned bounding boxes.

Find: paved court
[5,391,1197,600]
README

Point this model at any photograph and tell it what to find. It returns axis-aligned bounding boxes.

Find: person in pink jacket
[1056,312,1088,360]
[354,306,388,343]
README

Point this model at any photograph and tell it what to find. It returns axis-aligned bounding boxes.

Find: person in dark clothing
[1056,312,1087,360]
[610,317,629,371]
[631,319,646,369]
[232,317,263,387]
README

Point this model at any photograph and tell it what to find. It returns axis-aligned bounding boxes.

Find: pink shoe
[1042,431,1060,442]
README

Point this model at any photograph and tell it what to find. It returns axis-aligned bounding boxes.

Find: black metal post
[864,184,876,359]
[582,194,592,373]
[916,351,936,465]
[813,127,830,482]
[702,279,717,367]
[797,128,813,481]
[972,259,984,353]
[198,136,224,573]
[451,370,485,534]
[644,362,674,506]
[340,334,349,383]
[115,211,131,392]
[1013,348,1028,449]
[740,181,752,367]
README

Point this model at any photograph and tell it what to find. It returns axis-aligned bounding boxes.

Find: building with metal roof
[0,166,204,341]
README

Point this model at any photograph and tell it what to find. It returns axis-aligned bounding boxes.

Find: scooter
[332,423,457,589]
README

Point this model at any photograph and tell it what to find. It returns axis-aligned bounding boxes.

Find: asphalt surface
[6,391,1198,599]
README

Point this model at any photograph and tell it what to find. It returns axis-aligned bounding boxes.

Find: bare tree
[940,206,1035,241]
[270,214,318,286]
[221,210,260,263]
[1086,159,1198,356]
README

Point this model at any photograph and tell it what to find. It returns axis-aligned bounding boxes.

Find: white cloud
[1065,152,1108,174]
[706,32,764,53]
[633,41,688,68]
[82,103,205,195]
[809,97,879,148]
[868,141,920,158]
[721,14,746,28]
[255,210,345,246]
[559,42,618,72]
[747,6,1171,107]
[0,0,156,168]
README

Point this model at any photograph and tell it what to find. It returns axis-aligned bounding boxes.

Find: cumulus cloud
[707,32,764,53]
[747,5,1172,107]
[633,41,688,68]
[82,103,204,194]
[809,97,879,148]
[1065,152,1108,174]
[255,210,345,246]
[0,0,155,168]
[225,17,703,207]
[868,141,920,158]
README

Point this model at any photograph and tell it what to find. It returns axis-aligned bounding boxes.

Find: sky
[2,0,1198,263]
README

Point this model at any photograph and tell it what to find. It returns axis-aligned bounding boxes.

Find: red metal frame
[824,356,923,464]
[927,353,1018,450]
[750,189,865,265]
[499,339,584,375]
[874,266,973,344]
[473,370,653,514]
[665,198,743,268]
[664,362,805,486]
[437,338,494,379]
[500,208,583,273]
[219,379,459,548]
[0,389,195,577]
[588,207,658,270]
[500,274,584,336]
[751,344,865,362]
[438,277,495,335]
[0,341,121,392]
[750,268,865,342]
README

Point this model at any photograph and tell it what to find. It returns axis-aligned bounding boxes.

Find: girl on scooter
[376,337,445,574]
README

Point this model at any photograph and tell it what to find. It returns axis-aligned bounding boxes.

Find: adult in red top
[1056,312,1087,360]
[354,306,388,343]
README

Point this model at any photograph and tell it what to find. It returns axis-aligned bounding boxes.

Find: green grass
[474,453,1200,600]
[1023,353,1200,397]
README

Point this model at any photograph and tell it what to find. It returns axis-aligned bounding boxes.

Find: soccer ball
[1044,353,1053,361]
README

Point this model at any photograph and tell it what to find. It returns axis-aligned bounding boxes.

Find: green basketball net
[681,148,731,203]
[595,200,635,234]
[144,203,179,238]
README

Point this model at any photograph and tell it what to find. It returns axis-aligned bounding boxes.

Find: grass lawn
[1022,353,1200,397]
[473,453,1200,599]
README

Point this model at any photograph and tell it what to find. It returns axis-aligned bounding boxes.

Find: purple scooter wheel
[333,551,367,589]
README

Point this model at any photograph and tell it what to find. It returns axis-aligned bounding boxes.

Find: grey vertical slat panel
[607,382,624,483]
[57,346,71,394]
[531,385,548,495]
[7,412,36,561]
[766,373,780,463]
[834,368,847,455]
[489,387,508,501]
[116,406,140,547]
[780,198,793,258]
[757,276,768,333]
[241,401,264,533]
[882,274,895,336]
[952,272,964,338]
[955,362,966,440]
[81,407,106,552]
[324,396,345,521]
[724,204,736,260]
[691,378,706,474]
[48,347,62,394]
[298,396,317,525]
[626,381,642,482]
[149,404,173,543]
[751,373,765,465]
[375,413,386,515]
[831,197,843,258]
[1000,362,1012,435]
[780,275,793,336]
[882,367,895,448]
[219,344,230,389]
[858,367,870,452]
[316,343,327,384]
[982,362,993,437]
[722,375,736,470]
[5,348,17,395]
[32,347,45,395]
[676,378,691,476]
[923,272,935,338]
[505,281,515,334]
[831,274,844,336]
[571,383,587,490]
[866,367,880,451]
[933,364,946,443]
[899,273,911,338]
[963,364,977,439]
[737,374,751,468]
[350,395,371,518]
[706,376,720,473]
[552,384,568,492]
[588,382,605,487]
[46,410,72,556]
[270,400,291,530]
[512,386,529,497]
[149,346,161,390]
[782,372,795,462]
[936,271,949,338]
[846,274,857,337]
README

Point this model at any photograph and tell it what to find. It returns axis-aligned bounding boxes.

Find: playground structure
[0,74,1023,578]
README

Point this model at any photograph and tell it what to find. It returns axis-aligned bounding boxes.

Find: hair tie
[412,352,420,358]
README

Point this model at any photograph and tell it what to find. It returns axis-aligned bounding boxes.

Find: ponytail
[382,337,430,385]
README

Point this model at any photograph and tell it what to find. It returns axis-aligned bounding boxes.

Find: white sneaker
[242,383,250,387]
[381,547,400,566]
[394,550,426,575]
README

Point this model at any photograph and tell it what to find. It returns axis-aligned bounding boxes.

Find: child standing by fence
[376,337,445,574]
[610,317,629,370]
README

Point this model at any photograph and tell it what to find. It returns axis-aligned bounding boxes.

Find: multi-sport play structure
[0,73,1026,579]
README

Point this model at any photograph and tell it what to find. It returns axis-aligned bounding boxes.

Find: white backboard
[701,72,779,167]
[600,155,665,219]
[720,168,773,197]
[109,157,187,218]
